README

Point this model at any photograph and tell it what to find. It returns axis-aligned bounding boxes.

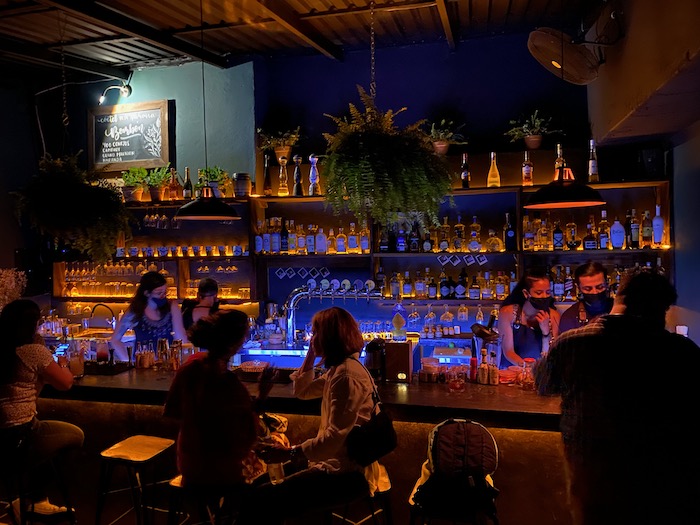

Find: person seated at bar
[110,271,188,361]
[238,306,389,525]
[181,277,220,330]
[558,262,613,334]
[534,268,700,525]
[163,310,274,510]
[0,299,84,518]
[498,267,560,367]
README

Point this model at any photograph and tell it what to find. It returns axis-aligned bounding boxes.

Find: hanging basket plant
[14,152,133,263]
[322,86,453,226]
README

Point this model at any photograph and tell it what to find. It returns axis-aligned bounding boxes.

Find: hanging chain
[369,0,376,100]
[59,13,69,129]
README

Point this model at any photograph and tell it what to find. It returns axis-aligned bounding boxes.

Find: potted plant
[145,163,171,202]
[504,110,561,149]
[198,166,230,197]
[323,86,453,227]
[120,167,147,202]
[13,152,132,263]
[426,119,467,155]
[257,126,301,162]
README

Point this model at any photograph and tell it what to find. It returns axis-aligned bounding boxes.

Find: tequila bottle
[336,227,347,254]
[484,229,504,252]
[308,154,321,195]
[277,156,289,197]
[296,223,307,255]
[439,216,451,252]
[452,215,466,252]
[346,223,359,254]
[292,155,304,196]
[359,220,371,254]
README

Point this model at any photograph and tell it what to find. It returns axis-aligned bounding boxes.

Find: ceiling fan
[528,1,624,85]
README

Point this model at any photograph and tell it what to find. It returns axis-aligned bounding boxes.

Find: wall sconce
[98,83,132,105]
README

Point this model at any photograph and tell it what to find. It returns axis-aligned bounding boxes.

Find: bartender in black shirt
[559,262,613,334]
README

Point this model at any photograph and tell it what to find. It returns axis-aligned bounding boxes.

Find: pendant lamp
[523,174,605,210]
[175,0,238,221]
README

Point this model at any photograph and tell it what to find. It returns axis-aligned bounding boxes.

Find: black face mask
[582,290,611,316]
[528,297,551,311]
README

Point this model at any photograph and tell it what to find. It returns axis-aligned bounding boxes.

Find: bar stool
[167,474,242,525]
[325,488,393,525]
[95,434,175,525]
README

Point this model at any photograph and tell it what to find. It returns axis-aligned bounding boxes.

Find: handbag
[346,358,397,466]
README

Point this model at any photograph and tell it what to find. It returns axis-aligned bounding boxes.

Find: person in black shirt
[182,278,220,330]
[558,262,613,334]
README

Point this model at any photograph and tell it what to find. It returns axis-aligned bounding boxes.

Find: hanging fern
[322,86,453,226]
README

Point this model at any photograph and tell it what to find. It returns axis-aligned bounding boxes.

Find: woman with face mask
[498,267,560,367]
[110,271,188,361]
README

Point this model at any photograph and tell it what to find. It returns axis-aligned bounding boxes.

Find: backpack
[411,418,500,524]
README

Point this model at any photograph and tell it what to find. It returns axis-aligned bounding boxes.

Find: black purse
[346,359,397,467]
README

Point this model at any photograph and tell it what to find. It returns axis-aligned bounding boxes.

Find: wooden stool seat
[96,435,174,525]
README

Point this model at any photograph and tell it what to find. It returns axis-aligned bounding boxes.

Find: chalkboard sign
[88,100,171,171]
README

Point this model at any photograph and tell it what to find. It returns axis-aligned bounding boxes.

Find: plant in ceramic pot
[504,110,561,149]
[13,152,132,263]
[425,119,467,155]
[120,167,147,202]
[323,86,453,227]
[199,166,230,197]
[257,126,301,162]
[145,164,171,202]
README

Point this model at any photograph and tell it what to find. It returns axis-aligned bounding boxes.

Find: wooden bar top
[42,368,562,431]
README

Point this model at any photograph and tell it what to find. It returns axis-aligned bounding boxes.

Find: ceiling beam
[37,0,228,68]
[0,35,129,80]
[255,0,343,61]
[0,1,53,17]
[435,0,456,50]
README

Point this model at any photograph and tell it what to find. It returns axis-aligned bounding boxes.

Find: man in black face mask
[559,262,613,334]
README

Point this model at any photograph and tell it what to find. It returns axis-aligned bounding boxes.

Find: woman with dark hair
[164,309,272,490]
[241,306,387,525]
[181,277,220,330]
[110,271,187,361]
[498,267,560,367]
[0,299,84,517]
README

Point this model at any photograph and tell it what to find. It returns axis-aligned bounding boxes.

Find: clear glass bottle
[306,224,316,255]
[641,210,653,248]
[359,220,371,254]
[565,218,579,250]
[262,218,272,254]
[414,270,426,299]
[407,304,421,330]
[390,272,401,300]
[597,210,610,250]
[326,228,337,255]
[522,150,534,186]
[439,216,451,252]
[522,214,535,251]
[440,304,454,328]
[475,304,485,324]
[487,151,501,188]
[402,270,413,298]
[315,227,328,254]
[484,229,504,252]
[538,218,552,251]
[457,304,469,322]
[554,143,566,181]
[335,226,347,254]
[495,271,507,301]
[423,304,436,332]
[277,155,289,197]
[346,223,359,254]
[480,271,494,301]
[452,215,465,252]
[308,154,320,196]
[263,154,273,196]
[296,223,307,255]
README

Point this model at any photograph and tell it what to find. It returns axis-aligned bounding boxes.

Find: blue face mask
[150,296,168,308]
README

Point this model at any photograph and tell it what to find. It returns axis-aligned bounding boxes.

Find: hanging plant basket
[322,86,453,226]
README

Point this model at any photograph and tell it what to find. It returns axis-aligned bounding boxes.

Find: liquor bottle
[582,223,597,250]
[477,348,489,385]
[480,271,493,301]
[263,154,273,196]
[538,218,552,251]
[624,210,632,249]
[315,227,328,254]
[270,217,281,254]
[475,304,485,324]
[522,214,535,251]
[326,228,337,255]
[455,267,467,299]
[422,231,434,253]
[306,224,316,255]
[409,222,420,253]
[488,350,500,386]
[336,227,347,254]
[168,167,183,200]
[414,270,426,299]
[183,167,193,200]
[598,210,610,250]
[468,215,481,246]
[390,273,401,300]
[565,218,579,250]
[439,267,450,299]
[587,139,599,183]
[447,272,457,299]
[440,305,455,330]
[395,228,407,253]
[277,156,289,197]
[641,210,653,248]
[359,220,371,254]
[426,268,438,299]
[554,143,567,181]
[652,205,664,248]
[629,209,640,249]
[610,216,625,249]
[552,266,565,302]
[254,219,264,254]
[494,271,507,301]
[346,222,359,254]
[460,153,471,189]
[438,216,451,252]
[308,154,321,196]
[262,219,272,254]
[487,151,501,188]
[452,215,465,252]
[292,155,304,196]
[287,219,297,254]
[423,304,436,334]
[655,256,667,276]
[378,224,390,253]
[402,270,413,298]
[509,271,518,294]
[280,217,289,254]
[521,150,534,186]
[552,221,565,251]
[564,266,575,301]
[484,229,504,252]
[503,212,517,251]
[296,223,307,255]
[531,213,542,250]
[457,304,468,322]
[468,274,481,300]
[375,266,386,293]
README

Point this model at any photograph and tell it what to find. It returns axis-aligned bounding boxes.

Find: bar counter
[42,368,561,431]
